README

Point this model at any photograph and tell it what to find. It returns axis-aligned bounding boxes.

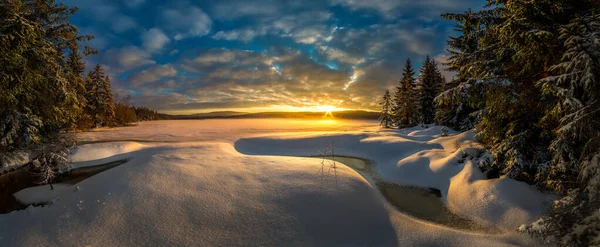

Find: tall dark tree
[436,9,483,131]
[102,75,116,126]
[442,1,600,245]
[66,43,92,130]
[393,59,419,128]
[379,90,394,128]
[523,11,600,246]
[85,65,115,127]
[417,56,442,124]
[0,0,90,148]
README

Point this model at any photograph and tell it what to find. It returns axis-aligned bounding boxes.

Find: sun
[316,105,336,113]
[316,105,337,118]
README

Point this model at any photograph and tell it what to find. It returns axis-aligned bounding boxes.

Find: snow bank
[2,143,403,246]
[70,141,145,163]
[235,125,552,231]
[447,163,550,229]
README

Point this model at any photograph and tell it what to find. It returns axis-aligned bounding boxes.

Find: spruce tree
[379,90,394,128]
[522,11,600,246]
[102,75,116,126]
[0,0,80,148]
[66,43,91,130]
[393,58,419,128]
[436,9,483,131]
[86,65,115,127]
[417,56,441,124]
[442,1,600,245]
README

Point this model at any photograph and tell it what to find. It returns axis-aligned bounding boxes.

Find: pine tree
[435,79,460,127]
[379,90,394,128]
[521,11,600,246]
[66,43,91,130]
[0,0,97,148]
[417,56,441,124]
[433,61,446,125]
[436,9,484,131]
[442,1,600,245]
[0,1,73,148]
[85,65,115,127]
[393,58,419,128]
[102,75,116,126]
[441,2,557,182]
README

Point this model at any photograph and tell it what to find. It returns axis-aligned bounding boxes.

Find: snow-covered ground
[0,119,549,246]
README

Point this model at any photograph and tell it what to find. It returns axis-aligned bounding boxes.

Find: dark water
[314,155,498,233]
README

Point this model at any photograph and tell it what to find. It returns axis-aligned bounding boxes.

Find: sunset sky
[66,0,485,114]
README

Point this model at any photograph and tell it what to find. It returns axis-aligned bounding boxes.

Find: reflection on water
[378,182,497,232]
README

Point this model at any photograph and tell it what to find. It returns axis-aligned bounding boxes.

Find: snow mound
[394,125,459,141]
[1,143,402,246]
[236,125,552,231]
[447,163,550,229]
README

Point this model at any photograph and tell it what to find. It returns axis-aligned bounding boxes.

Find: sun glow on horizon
[162,105,367,115]
[316,105,337,113]
[315,105,337,118]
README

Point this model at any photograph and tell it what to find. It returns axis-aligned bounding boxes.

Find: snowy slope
[235,125,554,231]
[0,120,545,246]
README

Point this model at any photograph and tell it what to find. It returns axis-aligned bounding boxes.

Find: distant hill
[168,110,379,120]
[169,111,247,119]
[191,111,248,117]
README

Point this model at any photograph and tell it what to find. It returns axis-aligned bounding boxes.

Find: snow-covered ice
[69,142,145,163]
[1,119,549,246]
[13,184,75,205]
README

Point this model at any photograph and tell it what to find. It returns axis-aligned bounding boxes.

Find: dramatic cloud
[128,64,178,86]
[142,28,171,53]
[162,6,212,40]
[99,46,155,73]
[68,0,484,113]
[64,0,139,33]
[212,29,263,42]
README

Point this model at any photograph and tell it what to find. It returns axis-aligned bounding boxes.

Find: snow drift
[236,125,553,231]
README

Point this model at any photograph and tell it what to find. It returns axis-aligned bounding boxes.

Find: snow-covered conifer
[393,59,419,128]
[379,90,394,128]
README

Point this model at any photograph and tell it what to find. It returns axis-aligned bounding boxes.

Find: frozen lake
[1,119,547,246]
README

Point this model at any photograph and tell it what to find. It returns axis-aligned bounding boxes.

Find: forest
[0,0,163,153]
[379,1,600,245]
[0,0,164,199]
